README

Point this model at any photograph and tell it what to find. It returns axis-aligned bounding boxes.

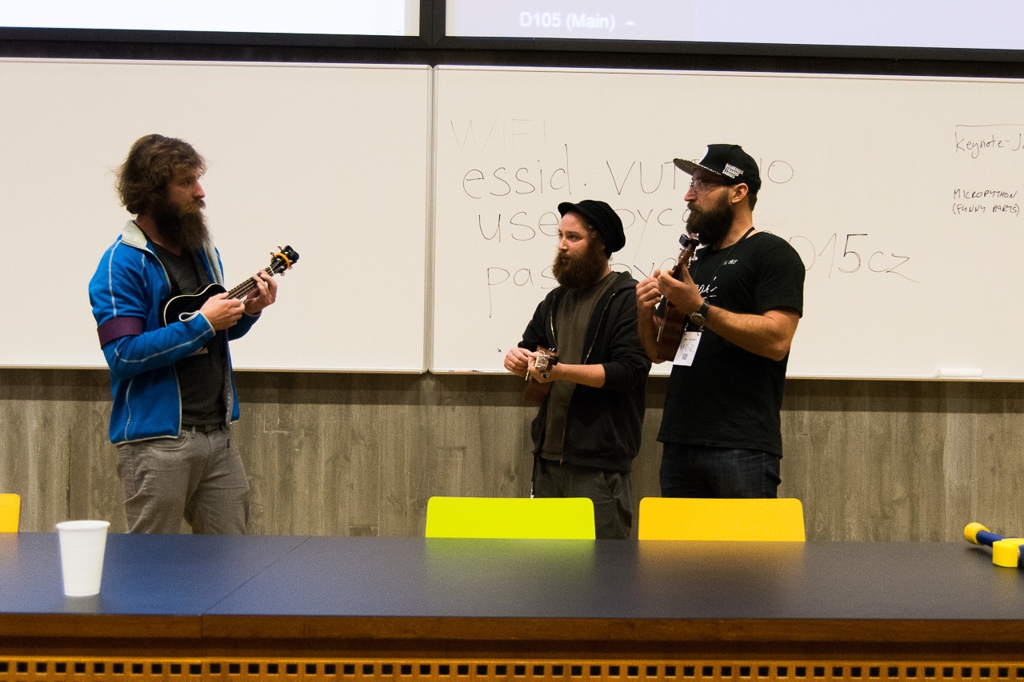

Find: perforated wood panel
[2,658,1022,682]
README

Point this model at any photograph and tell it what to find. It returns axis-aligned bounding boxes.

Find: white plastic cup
[55,520,110,596]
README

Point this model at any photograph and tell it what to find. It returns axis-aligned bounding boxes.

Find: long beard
[552,240,607,289]
[152,194,209,252]
[686,193,734,246]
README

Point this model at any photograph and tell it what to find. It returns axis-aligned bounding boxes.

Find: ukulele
[162,245,299,326]
[523,347,558,404]
[653,234,699,362]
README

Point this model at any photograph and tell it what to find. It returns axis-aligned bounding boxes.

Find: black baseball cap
[674,144,761,194]
[557,199,626,254]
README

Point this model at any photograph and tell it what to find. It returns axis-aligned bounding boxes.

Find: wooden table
[1,534,1022,682]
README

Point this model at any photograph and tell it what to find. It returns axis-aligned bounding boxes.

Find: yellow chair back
[425,496,595,539]
[0,494,21,533]
[638,497,805,541]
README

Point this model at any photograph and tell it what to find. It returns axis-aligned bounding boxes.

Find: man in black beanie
[504,200,651,539]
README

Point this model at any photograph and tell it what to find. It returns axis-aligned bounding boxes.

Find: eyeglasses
[689,178,726,192]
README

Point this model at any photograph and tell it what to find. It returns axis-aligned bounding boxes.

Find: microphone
[654,233,698,318]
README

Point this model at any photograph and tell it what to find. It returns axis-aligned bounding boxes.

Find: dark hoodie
[518,270,651,472]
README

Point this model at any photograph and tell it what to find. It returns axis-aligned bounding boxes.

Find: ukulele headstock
[269,245,300,275]
[534,347,558,375]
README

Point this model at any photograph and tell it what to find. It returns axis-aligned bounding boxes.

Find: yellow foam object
[963,522,989,544]
[424,496,595,539]
[637,497,805,541]
[0,494,20,533]
[992,539,1024,568]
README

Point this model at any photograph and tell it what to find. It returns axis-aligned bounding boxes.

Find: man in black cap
[504,200,651,539]
[636,144,805,499]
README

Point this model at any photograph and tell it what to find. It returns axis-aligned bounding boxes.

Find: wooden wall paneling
[429,376,532,501]
[777,389,811,527]
[627,384,666,528]
[377,379,429,537]
[0,371,50,530]
[944,392,981,543]
[235,374,410,537]
[784,381,949,542]
[0,369,114,533]
[404,375,537,536]
[780,380,1024,542]
[860,384,946,542]
[67,383,124,534]
[4,368,1024,542]
[471,378,536,500]
[943,383,1024,539]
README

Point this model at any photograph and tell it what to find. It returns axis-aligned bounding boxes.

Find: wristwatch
[690,301,711,327]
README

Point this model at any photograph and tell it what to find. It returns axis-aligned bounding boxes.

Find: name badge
[673,331,702,367]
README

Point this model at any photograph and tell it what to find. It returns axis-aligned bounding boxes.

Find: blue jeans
[659,443,781,498]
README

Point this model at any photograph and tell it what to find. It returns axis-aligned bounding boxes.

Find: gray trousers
[532,458,633,540]
[115,425,249,534]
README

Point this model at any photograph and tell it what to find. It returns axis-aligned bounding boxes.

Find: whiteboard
[0,59,431,371]
[432,66,1024,379]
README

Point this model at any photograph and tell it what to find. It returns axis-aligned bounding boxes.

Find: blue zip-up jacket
[89,221,259,444]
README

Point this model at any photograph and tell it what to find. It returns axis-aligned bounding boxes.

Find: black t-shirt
[152,243,226,427]
[658,231,805,455]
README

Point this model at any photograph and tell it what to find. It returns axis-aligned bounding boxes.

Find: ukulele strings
[227,265,278,300]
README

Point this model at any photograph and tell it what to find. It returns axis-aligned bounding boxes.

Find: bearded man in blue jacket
[89,134,278,534]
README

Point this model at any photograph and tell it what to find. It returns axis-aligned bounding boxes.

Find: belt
[185,423,223,434]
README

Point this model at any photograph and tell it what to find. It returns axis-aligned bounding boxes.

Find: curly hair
[116,134,206,215]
